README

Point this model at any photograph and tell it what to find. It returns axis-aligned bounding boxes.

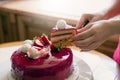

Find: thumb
[76,16,89,29]
[77,22,92,33]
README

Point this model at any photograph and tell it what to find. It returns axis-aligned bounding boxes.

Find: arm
[102,0,120,19]
[73,0,120,51]
[76,0,120,29]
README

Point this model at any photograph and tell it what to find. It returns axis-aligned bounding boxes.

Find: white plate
[73,55,93,80]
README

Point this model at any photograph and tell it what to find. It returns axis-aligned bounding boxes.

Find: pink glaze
[11,48,73,80]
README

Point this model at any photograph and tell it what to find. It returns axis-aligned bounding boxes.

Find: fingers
[76,16,85,29]
[73,25,94,41]
[73,35,95,47]
[77,23,92,33]
[74,35,105,51]
[73,24,97,51]
[74,13,104,51]
[76,14,90,29]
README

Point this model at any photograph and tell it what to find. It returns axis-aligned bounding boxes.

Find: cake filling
[51,20,77,47]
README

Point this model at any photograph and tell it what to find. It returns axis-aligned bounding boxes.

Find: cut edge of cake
[51,20,77,47]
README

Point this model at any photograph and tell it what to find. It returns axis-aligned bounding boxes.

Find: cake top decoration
[55,20,73,30]
[56,20,67,29]
[20,34,51,59]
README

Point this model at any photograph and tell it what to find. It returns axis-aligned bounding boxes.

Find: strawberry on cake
[51,20,77,47]
[11,34,73,80]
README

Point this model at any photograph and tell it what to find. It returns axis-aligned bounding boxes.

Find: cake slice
[51,20,77,47]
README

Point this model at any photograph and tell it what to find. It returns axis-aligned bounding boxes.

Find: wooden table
[0,41,120,80]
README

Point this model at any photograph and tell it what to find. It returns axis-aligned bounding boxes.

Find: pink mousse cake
[51,20,77,47]
[11,34,73,80]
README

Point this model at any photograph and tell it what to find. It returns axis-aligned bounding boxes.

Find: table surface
[0,41,120,80]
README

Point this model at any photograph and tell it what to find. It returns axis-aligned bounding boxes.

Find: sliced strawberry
[34,37,44,47]
[33,46,42,51]
[41,35,51,46]
[50,44,55,50]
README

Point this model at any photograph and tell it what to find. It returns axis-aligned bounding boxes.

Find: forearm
[101,0,120,19]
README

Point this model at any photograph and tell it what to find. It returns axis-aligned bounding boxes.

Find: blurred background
[0,0,118,57]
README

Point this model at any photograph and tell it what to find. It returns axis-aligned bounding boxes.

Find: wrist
[94,10,111,20]
[108,18,120,35]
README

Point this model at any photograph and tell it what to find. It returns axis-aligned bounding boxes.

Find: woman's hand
[76,13,105,29]
[73,19,120,51]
